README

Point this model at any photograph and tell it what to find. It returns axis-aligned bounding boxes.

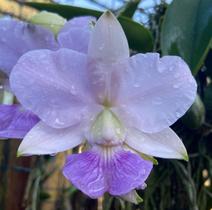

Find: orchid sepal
[120,190,143,204]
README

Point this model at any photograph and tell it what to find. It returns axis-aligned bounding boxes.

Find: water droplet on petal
[176,112,181,118]
[70,85,77,95]
[173,84,179,89]
[55,118,65,125]
[158,66,165,73]
[133,83,140,88]
[169,66,174,71]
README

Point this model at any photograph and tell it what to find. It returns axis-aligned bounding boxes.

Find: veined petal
[58,16,95,53]
[63,149,106,198]
[0,104,39,139]
[10,49,98,128]
[0,19,58,75]
[88,11,129,64]
[125,127,188,160]
[87,12,129,104]
[63,146,152,198]
[18,121,85,156]
[116,53,197,133]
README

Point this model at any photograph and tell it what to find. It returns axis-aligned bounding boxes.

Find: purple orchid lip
[63,145,153,198]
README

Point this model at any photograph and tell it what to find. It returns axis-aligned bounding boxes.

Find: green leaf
[119,0,141,18]
[203,84,212,118]
[26,2,153,52]
[161,0,212,75]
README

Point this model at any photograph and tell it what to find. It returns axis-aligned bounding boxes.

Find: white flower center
[89,109,125,146]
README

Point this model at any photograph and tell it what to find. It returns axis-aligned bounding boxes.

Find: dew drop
[133,83,140,88]
[176,112,181,118]
[99,44,104,51]
[173,84,179,89]
[158,67,164,73]
[169,66,174,71]
[70,85,77,95]
[55,118,65,125]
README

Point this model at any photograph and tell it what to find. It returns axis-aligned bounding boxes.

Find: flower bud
[30,11,66,35]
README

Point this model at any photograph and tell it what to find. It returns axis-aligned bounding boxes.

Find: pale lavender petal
[18,121,85,156]
[88,11,129,63]
[126,127,188,160]
[10,49,99,129]
[87,11,129,104]
[115,53,197,133]
[0,104,39,139]
[63,147,152,198]
[58,16,95,53]
[0,19,58,75]
[87,61,123,104]
[63,150,106,198]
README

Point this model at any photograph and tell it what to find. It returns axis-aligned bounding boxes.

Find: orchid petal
[18,121,84,156]
[63,149,106,198]
[88,11,129,64]
[0,19,58,75]
[58,16,95,53]
[63,146,152,198]
[108,149,152,195]
[126,127,188,160]
[116,53,197,133]
[0,104,39,139]
[10,49,98,128]
[86,11,129,104]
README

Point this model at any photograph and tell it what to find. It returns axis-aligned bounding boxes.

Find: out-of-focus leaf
[26,2,153,52]
[30,11,66,35]
[205,50,212,78]
[119,0,141,18]
[182,94,205,129]
[161,0,212,75]
[203,84,212,118]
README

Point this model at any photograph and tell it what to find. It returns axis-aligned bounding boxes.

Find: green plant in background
[0,0,211,209]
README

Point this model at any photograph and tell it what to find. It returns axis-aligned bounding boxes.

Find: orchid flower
[9,11,197,199]
[0,15,94,139]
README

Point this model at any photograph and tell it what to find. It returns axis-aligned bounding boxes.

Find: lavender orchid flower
[0,15,94,139]
[9,11,197,199]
